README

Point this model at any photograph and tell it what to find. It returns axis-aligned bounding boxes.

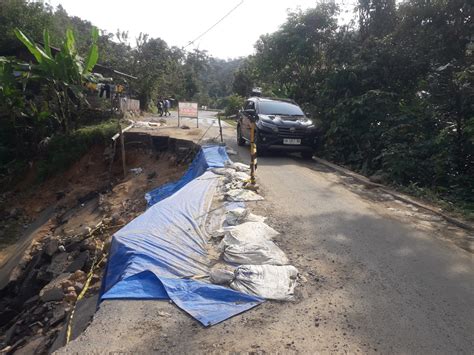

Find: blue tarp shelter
[100,145,263,326]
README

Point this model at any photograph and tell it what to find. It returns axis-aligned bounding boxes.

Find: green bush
[223,94,244,117]
[36,120,117,180]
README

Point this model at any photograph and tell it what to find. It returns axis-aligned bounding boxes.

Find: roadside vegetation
[0,0,240,187]
[232,0,473,217]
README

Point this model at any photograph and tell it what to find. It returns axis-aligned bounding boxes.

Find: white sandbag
[222,238,289,265]
[219,222,285,265]
[226,189,264,202]
[225,161,250,173]
[211,167,235,176]
[225,208,266,226]
[230,265,299,301]
[224,221,278,241]
[225,207,249,225]
[225,170,250,182]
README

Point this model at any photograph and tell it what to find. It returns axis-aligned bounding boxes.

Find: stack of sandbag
[209,159,298,301]
[215,204,298,301]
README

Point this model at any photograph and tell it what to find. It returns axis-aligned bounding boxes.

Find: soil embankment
[0,135,195,354]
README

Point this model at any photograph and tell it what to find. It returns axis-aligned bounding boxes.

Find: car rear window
[258,101,304,116]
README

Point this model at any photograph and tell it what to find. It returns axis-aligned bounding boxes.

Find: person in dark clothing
[157,98,164,116]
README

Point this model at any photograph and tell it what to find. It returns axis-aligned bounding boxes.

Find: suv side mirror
[244,108,256,116]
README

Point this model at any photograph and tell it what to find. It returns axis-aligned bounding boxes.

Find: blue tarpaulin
[100,145,263,326]
[145,145,229,207]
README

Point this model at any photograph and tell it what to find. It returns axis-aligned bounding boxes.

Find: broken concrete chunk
[70,270,87,283]
[12,335,47,355]
[45,238,59,256]
[49,304,67,326]
[39,273,71,302]
[65,250,89,273]
[46,253,70,278]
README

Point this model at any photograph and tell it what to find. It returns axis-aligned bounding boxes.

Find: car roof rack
[252,96,297,105]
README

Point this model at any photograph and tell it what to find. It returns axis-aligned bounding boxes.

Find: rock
[46,253,69,277]
[91,274,101,284]
[369,174,385,184]
[61,279,74,291]
[9,208,20,219]
[45,238,60,257]
[64,291,77,303]
[70,270,87,283]
[110,212,120,222]
[157,311,171,317]
[40,287,64,303]
[129,167,143,175]
[80,238,97,251]
[180,125,190,129]
[74,282,84,293]
[14,336,48,355]
[65,251,90,273]
[49,304,67,326]
[210,269,235,285]
[3,321,18,345]
[39,273,70,302]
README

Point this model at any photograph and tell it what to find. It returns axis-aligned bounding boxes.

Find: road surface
[59,112,474,354]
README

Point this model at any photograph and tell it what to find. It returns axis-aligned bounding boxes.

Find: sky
[46,0,356,59]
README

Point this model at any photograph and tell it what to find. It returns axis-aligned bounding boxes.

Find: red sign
[179,102,198,118]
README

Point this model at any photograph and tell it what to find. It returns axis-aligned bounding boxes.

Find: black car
[236,97,317,159]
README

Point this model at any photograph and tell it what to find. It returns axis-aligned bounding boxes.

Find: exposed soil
[0,142,189,354]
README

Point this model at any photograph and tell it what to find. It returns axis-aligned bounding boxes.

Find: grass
[216,113,237,127]
[398,183,474,221]
[36,120,119,180]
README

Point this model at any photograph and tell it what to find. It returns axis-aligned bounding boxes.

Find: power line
[182,0,244,50]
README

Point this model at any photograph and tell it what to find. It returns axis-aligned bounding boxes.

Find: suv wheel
[255,130,267,156]
[237,124,245,146]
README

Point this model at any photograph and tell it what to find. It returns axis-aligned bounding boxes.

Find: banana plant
[14,27,99,132]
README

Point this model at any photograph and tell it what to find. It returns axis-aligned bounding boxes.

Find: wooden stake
[118,123,126,178]
[218,115,223,143]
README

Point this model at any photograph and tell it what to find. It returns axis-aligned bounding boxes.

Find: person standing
[164,98,171,116]
[157,98,164,116]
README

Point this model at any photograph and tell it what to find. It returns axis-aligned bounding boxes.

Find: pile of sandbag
[209,162,299,301]
[212,163,264,202]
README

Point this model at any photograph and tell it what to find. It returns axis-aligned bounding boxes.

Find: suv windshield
[258,101,304,116]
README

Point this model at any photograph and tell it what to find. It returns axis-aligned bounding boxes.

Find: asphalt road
[60,112,474,354]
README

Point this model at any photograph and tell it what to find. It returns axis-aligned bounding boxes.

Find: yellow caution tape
[65,226,107,344]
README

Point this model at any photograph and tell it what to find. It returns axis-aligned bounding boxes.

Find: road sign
[178,102,198,118]
[178,102,199,127]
